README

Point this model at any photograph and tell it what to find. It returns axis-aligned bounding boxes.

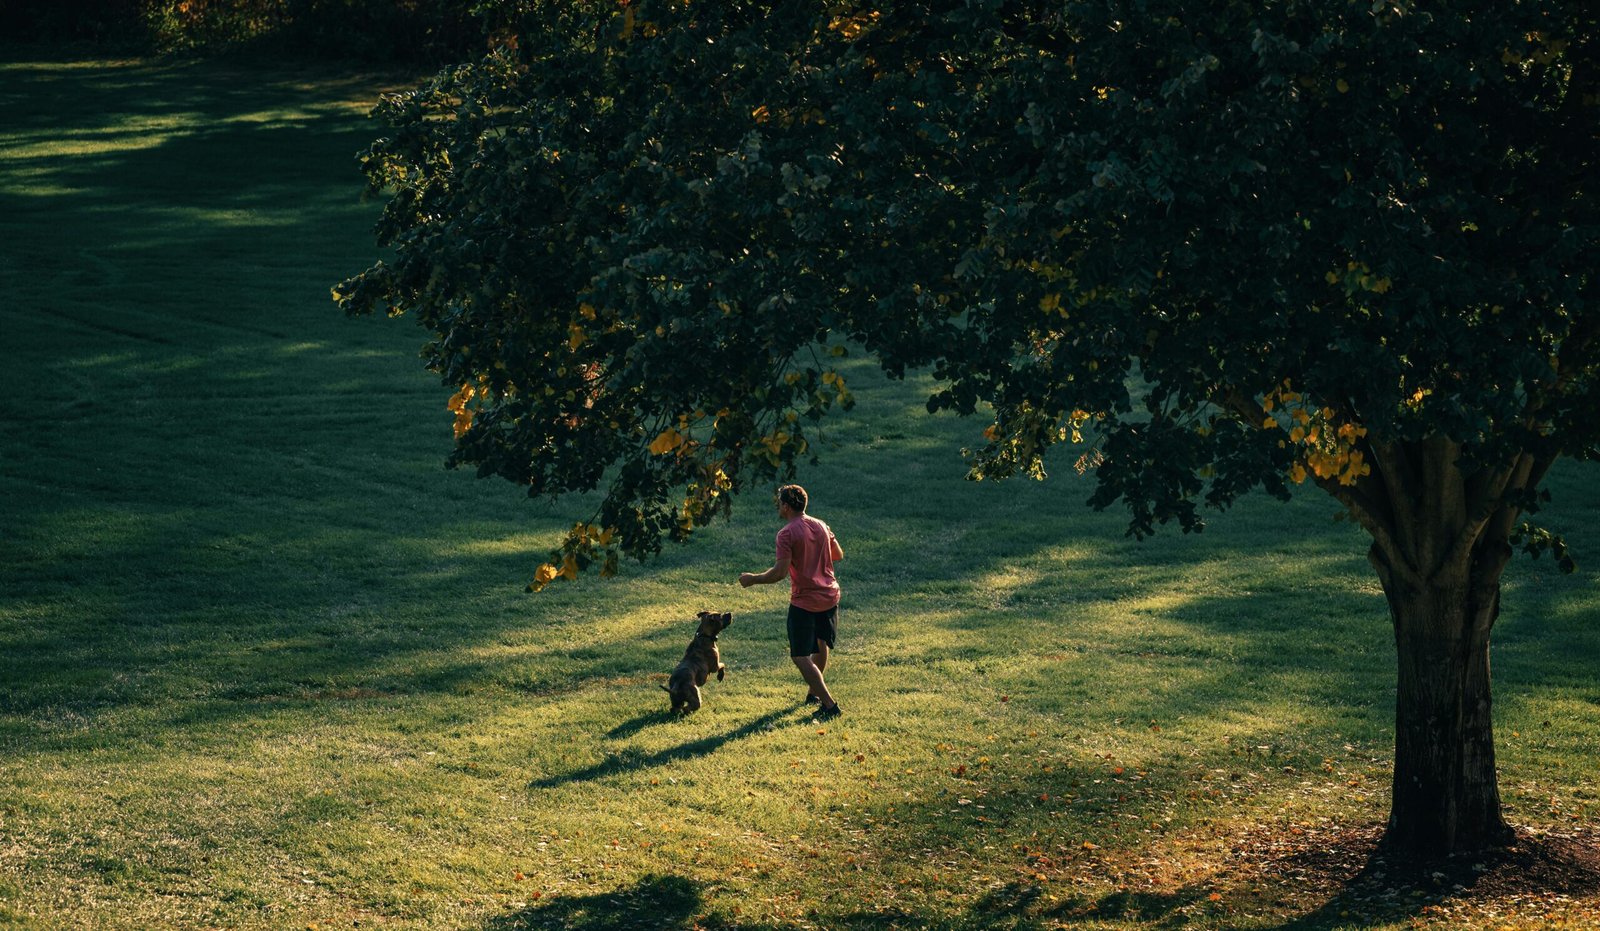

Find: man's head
[777,484,808,518]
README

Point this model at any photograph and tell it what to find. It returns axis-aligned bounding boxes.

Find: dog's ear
[720,612,733,626]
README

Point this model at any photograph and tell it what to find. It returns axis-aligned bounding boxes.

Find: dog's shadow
[532,705,795,790]
[605,710,675,740]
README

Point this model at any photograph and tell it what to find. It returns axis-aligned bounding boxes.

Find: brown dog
[661,611,731,714]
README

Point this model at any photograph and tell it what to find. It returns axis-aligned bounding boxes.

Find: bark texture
[1346,441,1550,856]
[1376,547,1516,854]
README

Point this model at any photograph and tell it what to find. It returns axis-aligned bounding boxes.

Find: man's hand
[740,558,788,588]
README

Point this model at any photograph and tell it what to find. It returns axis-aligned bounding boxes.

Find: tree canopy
[338,0,1597,853]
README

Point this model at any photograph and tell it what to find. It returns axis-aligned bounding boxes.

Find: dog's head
[695,611,732,637]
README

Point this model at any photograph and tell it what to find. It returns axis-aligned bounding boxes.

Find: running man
[739,484,843,719]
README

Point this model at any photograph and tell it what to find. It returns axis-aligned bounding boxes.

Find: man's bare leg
[806,641,830,700]
[792,656,834,709]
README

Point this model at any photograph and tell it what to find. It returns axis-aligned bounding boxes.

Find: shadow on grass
[485,874,708,931]
[606,708,675,740]
[477,868,1449,930]
[479,873,1212,931]
[531,706,797,790]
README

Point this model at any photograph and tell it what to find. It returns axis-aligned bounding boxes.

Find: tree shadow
[530,706,796,790]
[1265,826,1600,930]
[1035,887,1213,930]
[484,874,709,931]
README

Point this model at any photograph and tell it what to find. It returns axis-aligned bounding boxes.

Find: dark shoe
[814,703,842,721]
[804,694,820,704]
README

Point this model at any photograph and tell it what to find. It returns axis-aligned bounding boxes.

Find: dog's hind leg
[685,685,702,713]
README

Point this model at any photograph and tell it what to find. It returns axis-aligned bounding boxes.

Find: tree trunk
[1373,545,1517,855]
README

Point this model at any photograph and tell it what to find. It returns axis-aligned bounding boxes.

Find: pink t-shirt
[776,514,840,612]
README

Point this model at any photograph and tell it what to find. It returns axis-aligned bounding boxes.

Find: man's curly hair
[777,484,808,514]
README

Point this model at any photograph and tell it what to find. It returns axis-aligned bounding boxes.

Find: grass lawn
[1,57,1597,931]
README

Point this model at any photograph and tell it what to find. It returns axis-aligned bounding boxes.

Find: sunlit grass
[1,58,1596,931]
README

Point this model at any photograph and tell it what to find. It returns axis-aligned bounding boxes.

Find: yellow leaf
[1336,78,1350,93]
[649,429,683,455]
[1039,292,1061,313]
[568,324,587,351]
[559,554,578,580]
[447,384,474,414]
[529,563,558,592]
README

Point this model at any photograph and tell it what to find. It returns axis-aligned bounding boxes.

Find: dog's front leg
[716,663,726,681]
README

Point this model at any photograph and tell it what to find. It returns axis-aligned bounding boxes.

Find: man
[739,484,844,719]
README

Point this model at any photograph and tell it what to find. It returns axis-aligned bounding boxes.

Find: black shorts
[787,604,838,657]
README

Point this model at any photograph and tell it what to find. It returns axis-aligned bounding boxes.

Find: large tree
[337,1,1598,855]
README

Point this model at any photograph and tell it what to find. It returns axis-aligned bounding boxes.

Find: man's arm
[829,534,844,562]
[739,557,791,588]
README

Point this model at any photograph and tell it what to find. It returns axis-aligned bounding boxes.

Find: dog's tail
[659,684,670,692]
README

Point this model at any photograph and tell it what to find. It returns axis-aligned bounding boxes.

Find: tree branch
[1318,476,1426,592]
[1366,439,1422,561]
